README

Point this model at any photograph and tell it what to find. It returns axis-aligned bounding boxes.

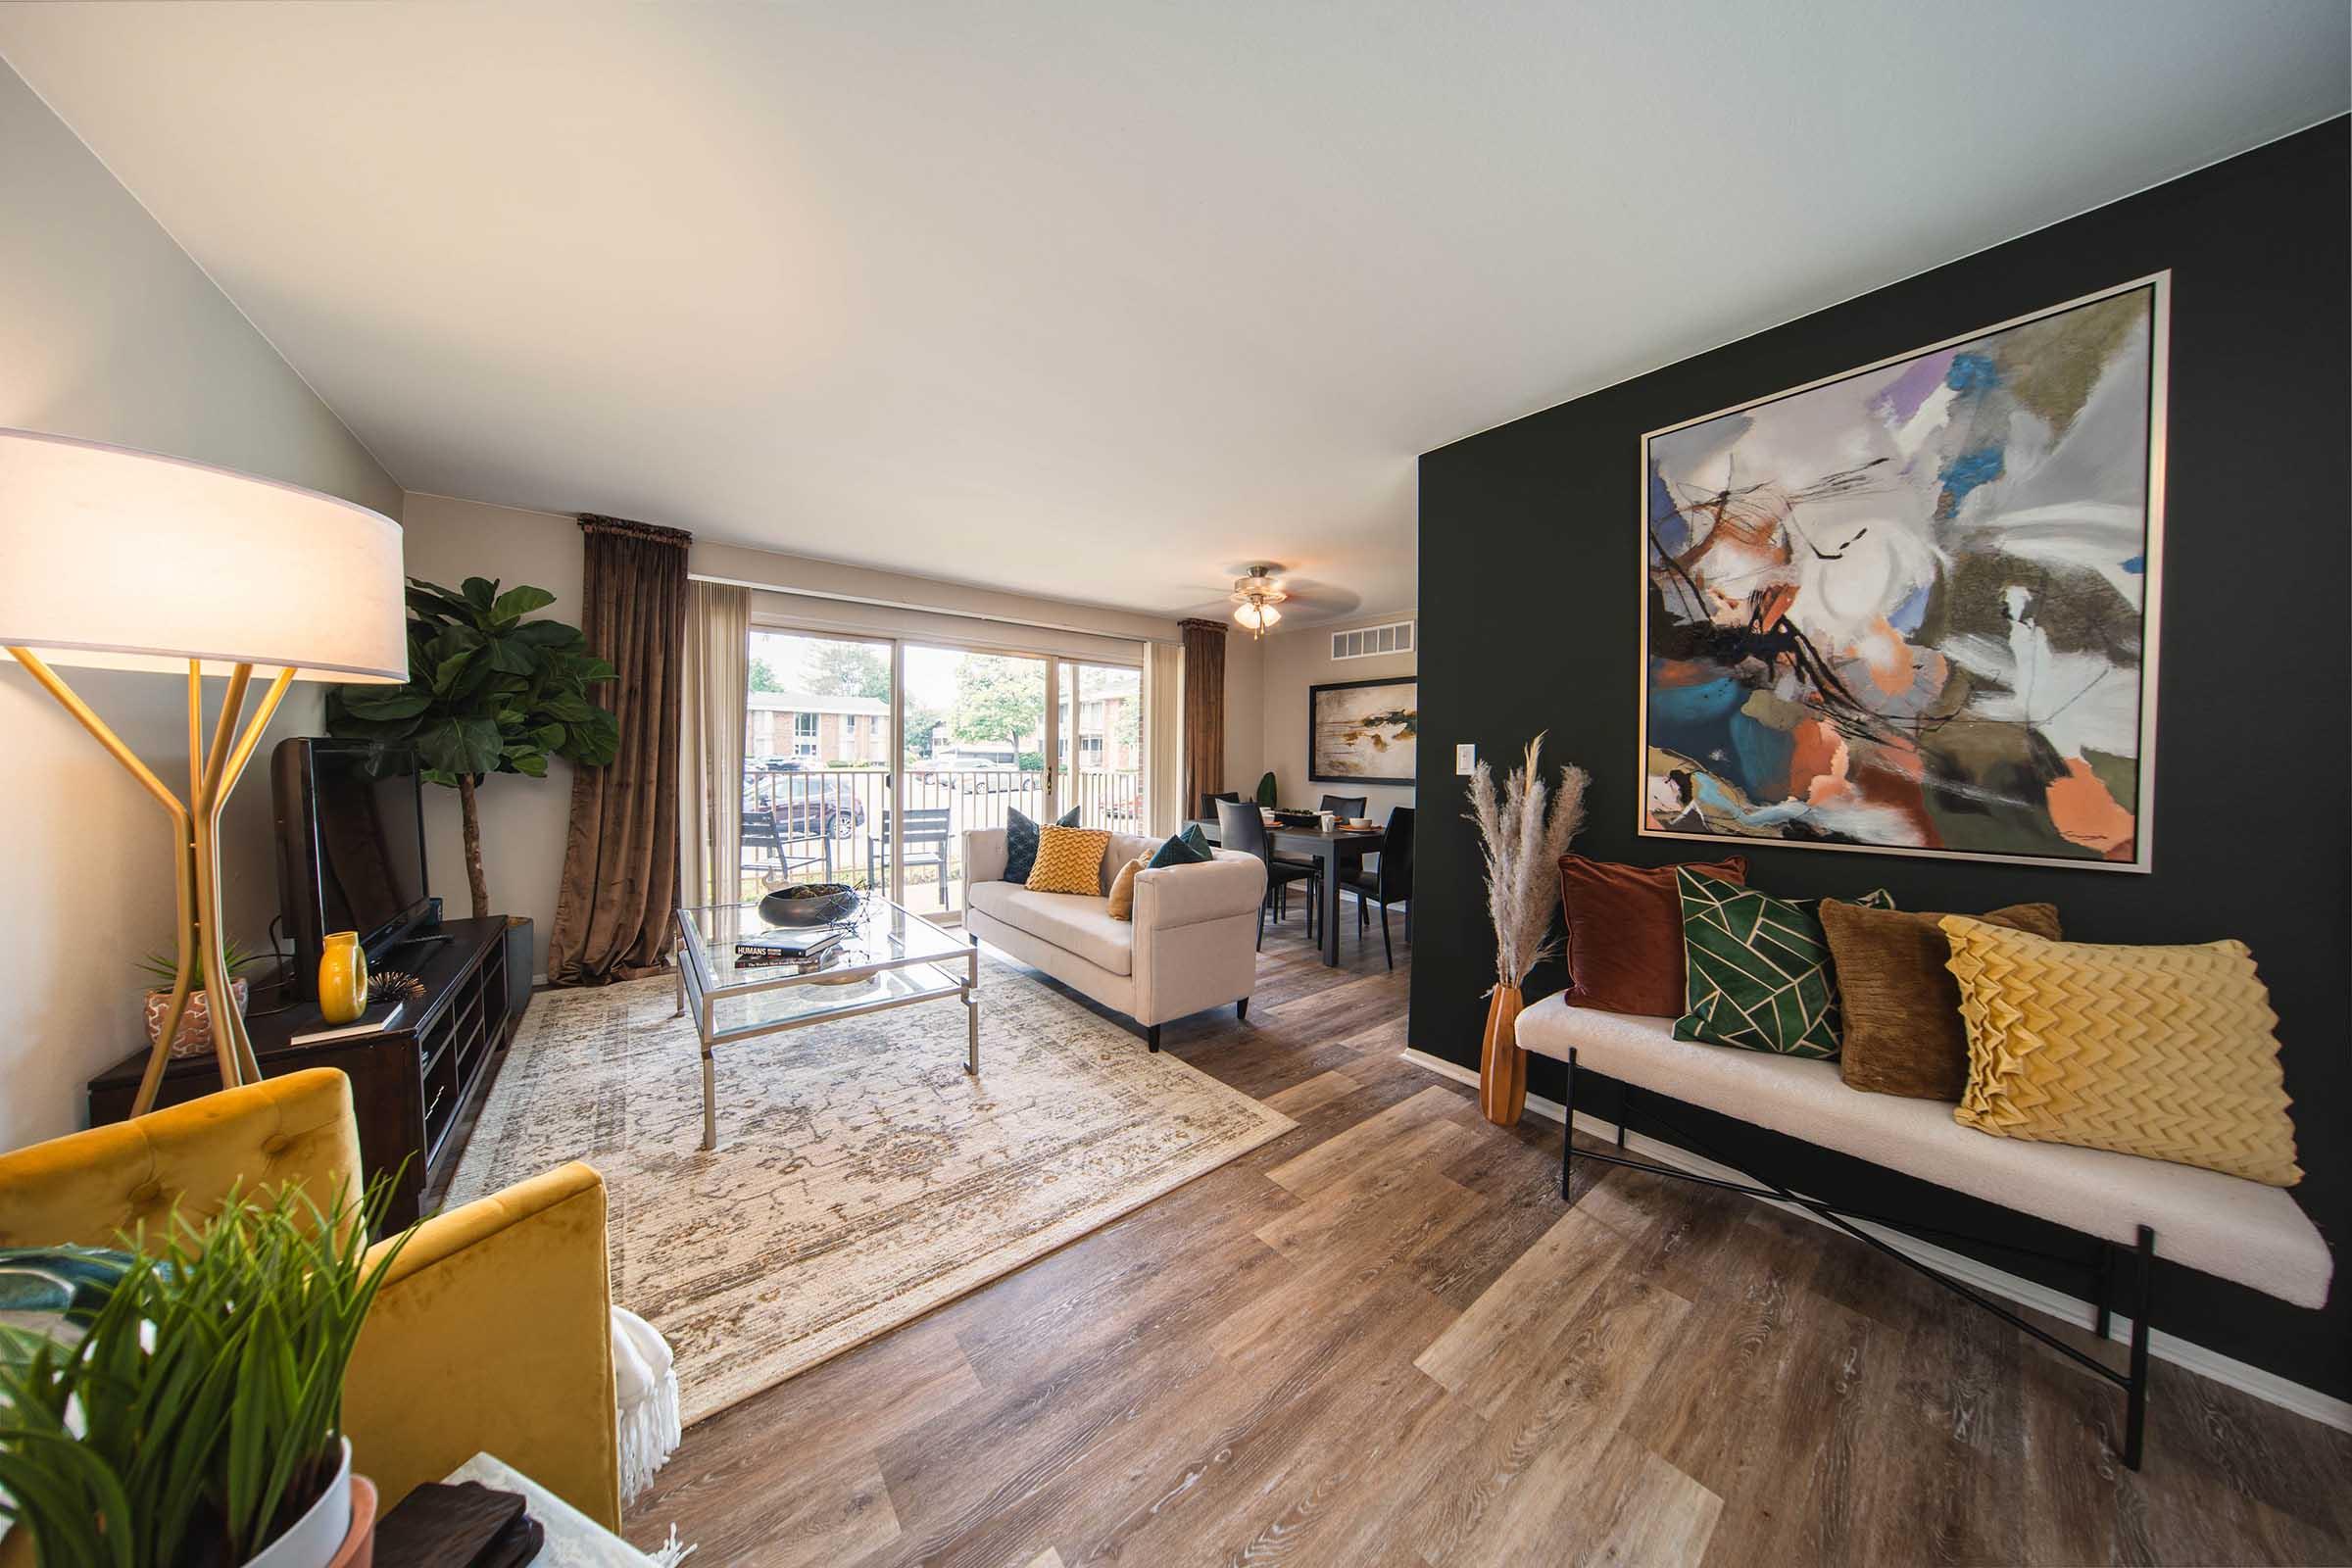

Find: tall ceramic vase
[1479,982,1526,1126]
[318,932,368,1025]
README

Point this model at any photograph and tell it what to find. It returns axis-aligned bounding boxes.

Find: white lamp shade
[0,427,408,682]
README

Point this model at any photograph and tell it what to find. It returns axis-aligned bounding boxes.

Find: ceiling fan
[1211,563,1359,637]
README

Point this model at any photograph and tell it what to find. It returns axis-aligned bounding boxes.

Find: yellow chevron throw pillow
[1027,824,1113,896]
[1941,916,2301,1186]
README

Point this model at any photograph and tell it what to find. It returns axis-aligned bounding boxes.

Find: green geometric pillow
[1672,869,1892,1058]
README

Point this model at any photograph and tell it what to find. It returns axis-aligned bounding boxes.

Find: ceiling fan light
[1233,600,1280,633]
[1230,567,1289,607]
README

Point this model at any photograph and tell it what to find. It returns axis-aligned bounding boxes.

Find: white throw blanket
[611,1305,681,1508]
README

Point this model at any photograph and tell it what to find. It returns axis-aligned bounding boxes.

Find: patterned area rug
[446,960,1293,1424]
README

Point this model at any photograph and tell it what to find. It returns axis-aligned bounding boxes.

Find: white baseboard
[1398,1048,2352,1436]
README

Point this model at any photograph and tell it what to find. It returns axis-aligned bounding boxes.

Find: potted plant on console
[136,938,264,1060]
[323,576,617,984]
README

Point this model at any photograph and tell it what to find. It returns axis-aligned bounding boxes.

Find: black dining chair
[1202,790,1242,819]
[1307,799,1373,921]
[1217,798,1318,950]
[1341,806,1413,969]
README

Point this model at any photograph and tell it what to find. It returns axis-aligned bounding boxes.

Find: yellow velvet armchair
[0,1067,621,1538]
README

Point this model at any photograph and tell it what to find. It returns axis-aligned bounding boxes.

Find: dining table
[1188,816,1385,967]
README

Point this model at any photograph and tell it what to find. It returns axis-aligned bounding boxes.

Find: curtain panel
[548,514,691,985]
[1178,617,1226,822]
[679,579,751,910]
[1143,640,1184,836]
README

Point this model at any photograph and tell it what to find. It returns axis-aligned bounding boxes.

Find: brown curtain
[547,514,691,985]
[1179,617,1227,820]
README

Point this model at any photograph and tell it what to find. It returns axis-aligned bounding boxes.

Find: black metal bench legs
[2123,1223,2154,1469]
[1554,1047,2159,1470]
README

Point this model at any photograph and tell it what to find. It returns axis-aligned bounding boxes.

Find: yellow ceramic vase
[318,931,368,1024]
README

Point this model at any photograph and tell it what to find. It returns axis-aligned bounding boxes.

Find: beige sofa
[962,828,1266,1049]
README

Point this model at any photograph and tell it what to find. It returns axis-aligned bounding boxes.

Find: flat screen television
[271,738,436,1000]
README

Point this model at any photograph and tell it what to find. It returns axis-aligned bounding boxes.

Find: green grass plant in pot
[0,1179,410,1568]
[133,940,264,1059]
[324,576,617,921]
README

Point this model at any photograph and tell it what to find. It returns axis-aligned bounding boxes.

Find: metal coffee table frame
[672,897,981,1151]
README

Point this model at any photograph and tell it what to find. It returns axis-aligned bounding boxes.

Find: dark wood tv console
[88,916,523,1230]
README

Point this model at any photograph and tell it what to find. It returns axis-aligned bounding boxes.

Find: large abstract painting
[1309,677,1417,785]
[1641,274,2167,870]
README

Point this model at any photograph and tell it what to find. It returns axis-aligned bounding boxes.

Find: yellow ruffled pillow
[1941,916,2301,1186]
[1027,824,1112,896]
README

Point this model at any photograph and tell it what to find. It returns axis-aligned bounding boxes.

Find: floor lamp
[0,427,408,1114]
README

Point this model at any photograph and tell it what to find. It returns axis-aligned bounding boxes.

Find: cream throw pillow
[1942,916,2301,1186]
[1106,856,1149,921]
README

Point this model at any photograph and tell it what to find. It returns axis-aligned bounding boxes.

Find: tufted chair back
[0,1066,625,1533]
[0,1068,365,1251]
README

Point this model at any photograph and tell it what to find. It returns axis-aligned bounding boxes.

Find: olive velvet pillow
[1821,899,2061,1101]
[1559,853,1747,1017]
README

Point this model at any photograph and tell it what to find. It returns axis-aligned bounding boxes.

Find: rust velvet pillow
[1559,854,1747,1017]
[1820,899,2062,1101]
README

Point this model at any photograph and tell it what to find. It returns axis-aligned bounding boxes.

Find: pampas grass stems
[1465,731,1590,994]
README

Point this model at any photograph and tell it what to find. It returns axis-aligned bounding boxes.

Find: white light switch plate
[1454,743,1476,775]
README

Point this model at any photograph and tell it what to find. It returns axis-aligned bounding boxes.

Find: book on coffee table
[734,929,842,965]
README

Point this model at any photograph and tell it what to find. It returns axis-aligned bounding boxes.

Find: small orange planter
[1478,983,1527,1126]
[326,1475,377,1568]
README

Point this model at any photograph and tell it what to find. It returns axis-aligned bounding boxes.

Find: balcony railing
[738,765,1143,908]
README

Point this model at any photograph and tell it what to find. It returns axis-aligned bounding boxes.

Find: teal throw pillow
[1148,826,1213,869]
[1672,869,1893,1058]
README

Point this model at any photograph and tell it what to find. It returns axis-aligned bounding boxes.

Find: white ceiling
[3,3,2344,626]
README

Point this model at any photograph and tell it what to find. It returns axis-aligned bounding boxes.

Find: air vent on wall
[1331,619,1414,662]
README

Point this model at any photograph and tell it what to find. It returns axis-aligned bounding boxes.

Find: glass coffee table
[672,894,980,1151]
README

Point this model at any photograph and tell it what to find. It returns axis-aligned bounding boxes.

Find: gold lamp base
[8,647,295,1114]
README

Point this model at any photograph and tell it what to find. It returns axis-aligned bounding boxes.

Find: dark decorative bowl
[758,883,858,927]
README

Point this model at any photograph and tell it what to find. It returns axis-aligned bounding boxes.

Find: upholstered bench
[1513,994,2335,1467]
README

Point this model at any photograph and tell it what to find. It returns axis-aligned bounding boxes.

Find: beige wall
[397,494,585,981]
[1220,629,1265,808]
[1258,611,1418,820]
[0,62,402,1150]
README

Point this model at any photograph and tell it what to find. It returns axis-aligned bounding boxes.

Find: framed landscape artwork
[1639,272,2167,871]
[1309,677,1417,785]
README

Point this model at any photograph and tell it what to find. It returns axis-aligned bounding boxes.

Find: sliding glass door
[896,644,1048,908]
[1057,662,1143,829]
[738,622,1144,919]
[739,629,894,903]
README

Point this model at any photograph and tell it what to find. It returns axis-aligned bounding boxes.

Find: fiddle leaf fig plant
[325,576,617,920]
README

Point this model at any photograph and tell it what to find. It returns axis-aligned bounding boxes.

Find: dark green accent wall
[1412,119,2349,1398]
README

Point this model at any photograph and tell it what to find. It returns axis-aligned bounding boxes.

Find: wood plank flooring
[621,923,2352,1566]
